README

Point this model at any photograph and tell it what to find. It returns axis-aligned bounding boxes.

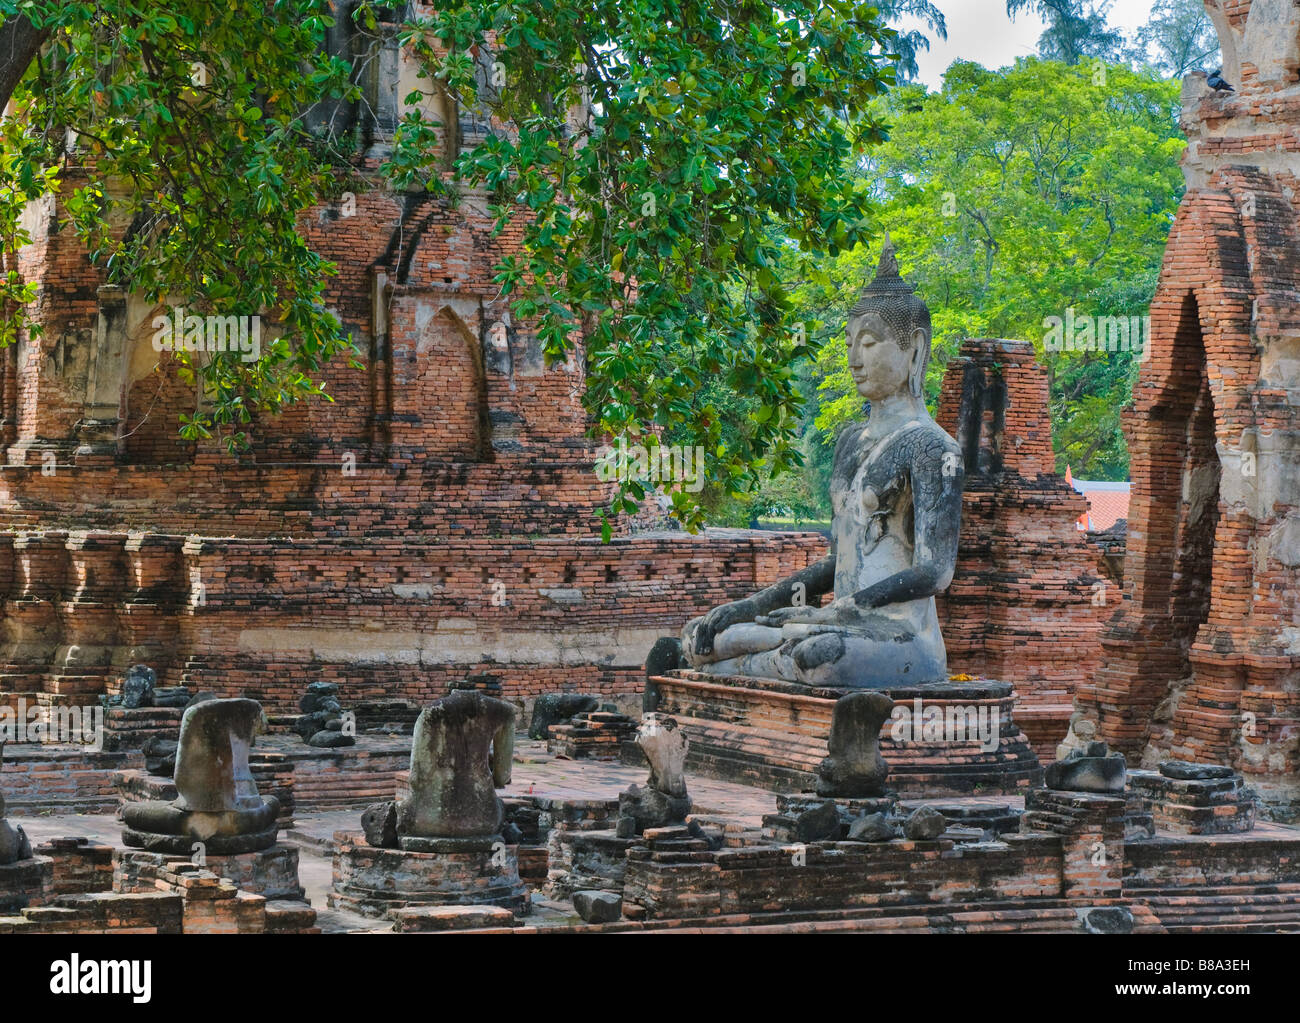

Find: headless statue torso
[398,689,515,840]
[121,697,281,854]
[174,698,265,812]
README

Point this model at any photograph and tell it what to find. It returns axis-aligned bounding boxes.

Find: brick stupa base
[329,832,531,919]
[641,671,1043,797]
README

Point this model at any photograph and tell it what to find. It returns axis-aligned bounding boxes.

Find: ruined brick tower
[1078,0,1300,818]
[935,338,1108,758]
[0,19,822,715]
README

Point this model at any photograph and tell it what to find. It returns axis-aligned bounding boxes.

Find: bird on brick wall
[1206,68,1234,93]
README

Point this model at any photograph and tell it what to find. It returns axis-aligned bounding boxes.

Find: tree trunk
[0,13,49,112]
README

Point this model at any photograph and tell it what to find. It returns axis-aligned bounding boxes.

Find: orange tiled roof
[1069,477,1130,532]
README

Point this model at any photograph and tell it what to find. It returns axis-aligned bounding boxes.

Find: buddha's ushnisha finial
[860,231,914,299]
[878,231,898,276]
[849,231,929,354]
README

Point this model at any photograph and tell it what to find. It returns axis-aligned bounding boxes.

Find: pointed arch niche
[386,296,490,461]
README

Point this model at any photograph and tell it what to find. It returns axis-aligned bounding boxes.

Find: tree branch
[0,13,48,111]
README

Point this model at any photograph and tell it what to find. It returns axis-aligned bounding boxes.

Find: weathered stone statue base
[329,831,530,919]
[638,671,1042,797]
[121,797,282,855]
[398,835,497,854]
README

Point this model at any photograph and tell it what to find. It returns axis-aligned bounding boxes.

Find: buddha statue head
[846,234,932,402]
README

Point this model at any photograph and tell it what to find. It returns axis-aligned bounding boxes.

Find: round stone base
[121,797,282,854]
[398,835,497,854]
[121,826,279,855]
[329,832,530,919]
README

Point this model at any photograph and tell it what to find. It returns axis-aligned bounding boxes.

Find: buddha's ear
[908,327,930,398]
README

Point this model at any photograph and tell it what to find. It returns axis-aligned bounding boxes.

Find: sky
[903,0,1160,88]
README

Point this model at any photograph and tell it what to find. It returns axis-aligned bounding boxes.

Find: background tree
[1130,0,1220,78]
[387,0,898,534]
[786,59,1182,505]
[878,0,948,82]
[1007,0,1124,64]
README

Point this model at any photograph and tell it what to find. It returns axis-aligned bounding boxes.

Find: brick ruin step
[1128,764,1258,835]
[0,843,317,934]
[547,709,640,760]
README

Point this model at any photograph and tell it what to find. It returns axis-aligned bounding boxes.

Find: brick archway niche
[1074,3,1300,819]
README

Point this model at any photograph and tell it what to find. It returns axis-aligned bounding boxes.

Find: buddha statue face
[847,311,922,403]
[846,234,932,404]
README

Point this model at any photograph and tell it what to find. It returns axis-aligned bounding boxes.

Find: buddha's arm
[490,714,514,787]
[851,439,962,609]
[689,554,835,656]
[751,554,836,614]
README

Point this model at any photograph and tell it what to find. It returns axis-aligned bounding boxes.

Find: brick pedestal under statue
[643,671,1042,797]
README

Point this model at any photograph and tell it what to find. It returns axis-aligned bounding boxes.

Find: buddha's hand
[684,598,758,659]
[755,604,833,627]
[758,597,862,629]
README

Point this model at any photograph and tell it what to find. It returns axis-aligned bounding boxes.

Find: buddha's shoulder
[832,421,870,455]
[860,417,960,464]
[902,417,961,458]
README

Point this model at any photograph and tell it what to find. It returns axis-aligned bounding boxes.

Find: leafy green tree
[1130,0,1220,78]
[0,2,360,448]
[795,59,1183,481]
[389,0,898,534]
[1007,0,1123,65]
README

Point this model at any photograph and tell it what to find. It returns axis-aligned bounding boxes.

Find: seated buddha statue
[681,236,964,688]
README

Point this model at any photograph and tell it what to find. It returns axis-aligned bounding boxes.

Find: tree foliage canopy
[0,1,361,447]
[798,59,1183,485]
[388,0,899,533]
[1007,0,1124,65]
[0,2,1200,531]
[1130,0,1220,78]
[0,0,914,533]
